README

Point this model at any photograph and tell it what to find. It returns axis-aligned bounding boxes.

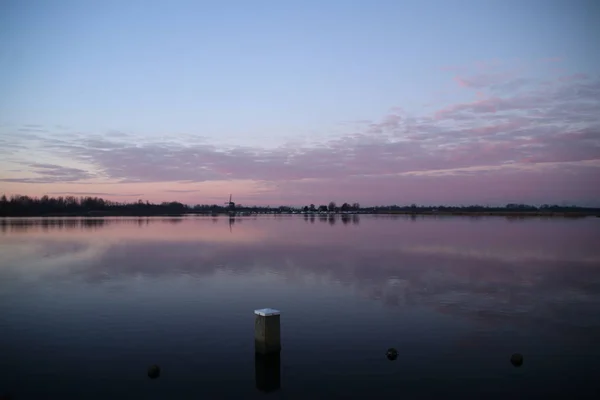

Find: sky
[1,0,599,207]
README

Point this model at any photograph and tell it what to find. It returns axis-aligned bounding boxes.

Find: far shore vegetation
[1,194,598,218]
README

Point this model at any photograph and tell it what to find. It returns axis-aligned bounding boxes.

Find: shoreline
[0,211,598,218]
[372,211,598,217]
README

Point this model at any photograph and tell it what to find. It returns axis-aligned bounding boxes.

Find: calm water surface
[1,215,599,399]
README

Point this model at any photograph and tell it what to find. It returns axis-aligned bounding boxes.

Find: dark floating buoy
[510,353,524,367]
[147,364,161,379]
[386,348,398,361]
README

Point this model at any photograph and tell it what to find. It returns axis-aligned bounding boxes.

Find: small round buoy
[510,353,523,367]
[147,364,161,379]
[386,348,398,361]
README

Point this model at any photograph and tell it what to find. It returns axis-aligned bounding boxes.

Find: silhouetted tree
[328,201,336,212]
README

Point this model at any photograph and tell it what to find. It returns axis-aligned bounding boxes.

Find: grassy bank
[374,210,597,217]
[1,211,597,218]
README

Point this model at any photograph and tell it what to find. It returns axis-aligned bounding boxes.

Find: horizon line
[1,193,598,210]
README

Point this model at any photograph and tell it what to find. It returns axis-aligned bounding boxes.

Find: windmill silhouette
[225,194,236,216]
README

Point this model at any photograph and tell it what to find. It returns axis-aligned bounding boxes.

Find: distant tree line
[362,203,599,213]
[0,194,598,217]
[0,194,188,216]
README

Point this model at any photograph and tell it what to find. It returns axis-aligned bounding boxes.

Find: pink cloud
[558,73,590,82]
[3,62,600,206]
[434,96,524,119]
[273,165,600,206]
[454,76,472,87]
[453,72,515,89]
[454,73,511,89]
[465,118,530,136]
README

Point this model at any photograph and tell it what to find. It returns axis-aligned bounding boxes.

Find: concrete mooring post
[254,308,281,392]
[254,308,281,354]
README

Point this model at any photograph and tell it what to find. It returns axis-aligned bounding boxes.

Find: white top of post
[254,308,281,316]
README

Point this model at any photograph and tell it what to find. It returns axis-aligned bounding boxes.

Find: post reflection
[254,350,281,393]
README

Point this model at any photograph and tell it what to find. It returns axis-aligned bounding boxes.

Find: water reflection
[0,216,599,398]
[0,214,362,234]
[1,216,598,332]
[0,217,111,232]
[254,352,281,393]
[0,217,188,233]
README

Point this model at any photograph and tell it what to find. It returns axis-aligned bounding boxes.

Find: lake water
[1,215,599,399]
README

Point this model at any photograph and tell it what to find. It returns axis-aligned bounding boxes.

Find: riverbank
[0,210,598,218]
[374,210,598,217]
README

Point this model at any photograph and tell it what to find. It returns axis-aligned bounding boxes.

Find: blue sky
[1,0,599,206]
